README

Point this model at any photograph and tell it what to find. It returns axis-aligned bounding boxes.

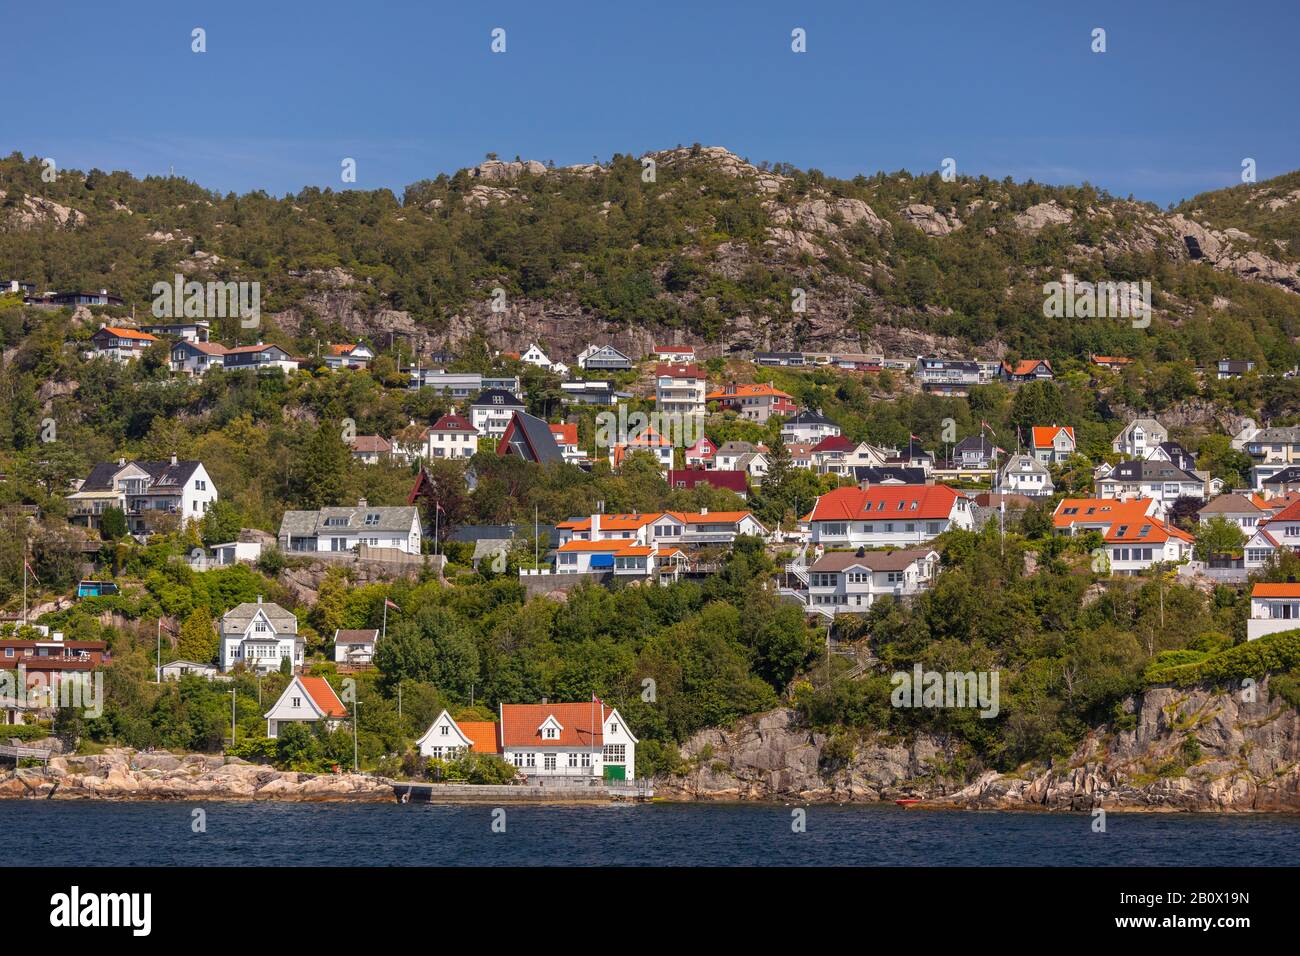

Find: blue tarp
[588,554,615,569]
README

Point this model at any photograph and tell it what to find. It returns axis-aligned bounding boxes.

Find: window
[544,726,557,740]
[568,753,579,767]
[439,725,449,736]
[292,697,301,707]
[603,744,626,764]
[525,753,536,768]
[544,754,557,770]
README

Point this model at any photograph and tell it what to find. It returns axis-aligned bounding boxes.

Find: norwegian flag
[385,598,401,612]
[24,561,39,584]
[435,501,445,514]
[981,420,996,437]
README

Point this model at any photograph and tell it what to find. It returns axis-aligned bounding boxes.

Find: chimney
[700,507,708,516]
[591,512,601,536]
[358,498,368,509]
[118,457,126,466]
[257,594,263,604]
[170,453,177,466]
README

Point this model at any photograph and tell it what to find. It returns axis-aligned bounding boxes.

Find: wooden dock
[0,744,55,767]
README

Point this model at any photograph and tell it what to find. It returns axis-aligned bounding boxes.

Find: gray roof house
[278,499,422,554]
[219,597,303,673]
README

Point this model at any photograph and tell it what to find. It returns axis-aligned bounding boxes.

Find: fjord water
[6,802,1298,866]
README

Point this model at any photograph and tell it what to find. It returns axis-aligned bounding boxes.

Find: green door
[603,764,626,782]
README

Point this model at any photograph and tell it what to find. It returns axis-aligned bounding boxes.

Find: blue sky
[5,0,1295,206]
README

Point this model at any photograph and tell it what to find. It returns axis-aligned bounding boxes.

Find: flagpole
[382,596,388,642]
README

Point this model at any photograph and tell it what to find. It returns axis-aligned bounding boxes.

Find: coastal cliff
[655,678,1300,812]
[0,748,393,802]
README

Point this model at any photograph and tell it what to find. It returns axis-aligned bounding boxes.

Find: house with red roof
[555,509,766,553]
[264,675,348,738]
[684,435,717,468]
[1247,583,1300,641]
[609,425,675,473]
[807,485,973,548]
[810,434,859,476]
[87,324,159,363]
[668,468,748,498]
[654,363,706,417]
[1052,498,1193,574]
[655,344,696,363]
[422,409,478,460]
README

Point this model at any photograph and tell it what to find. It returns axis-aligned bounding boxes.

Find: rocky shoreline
[654,679,1300,813]
[0,748,394,802]
[6,678,1298,811]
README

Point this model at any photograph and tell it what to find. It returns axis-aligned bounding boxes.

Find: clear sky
[5,0,1295,207]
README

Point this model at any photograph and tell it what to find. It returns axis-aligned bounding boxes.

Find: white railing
[785,562,809,586]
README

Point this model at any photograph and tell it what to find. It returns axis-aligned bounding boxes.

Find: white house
[780,409,840,446]
[792,547,938,616]
[1246,583,1300,641]
[333,629,379,667]
[500,700,637,780]
[519,343,552,369]
[277,500,422,554]
[160,660,225,681]
[170,340,228,375]
[422,410,479,460]
[325,342,375,369]
[1197,493,1268,533]
[654,363,707,418]
[1093,460,1205,517]
[219,597,303,673]
[807,485,973,549]
[1000,453,1054,497]
[416,709,502,760]
[264,675,348,738]
[470,389,526,441]
[1052,498,1194,575]
[66,456,217,536]
[1112,418,1168,459]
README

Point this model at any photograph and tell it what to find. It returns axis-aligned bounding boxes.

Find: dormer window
[544,727,557,740]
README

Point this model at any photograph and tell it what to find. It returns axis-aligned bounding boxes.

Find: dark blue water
[5,801,1299,865]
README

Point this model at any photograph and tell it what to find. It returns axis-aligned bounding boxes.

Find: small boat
[895,798,922,807]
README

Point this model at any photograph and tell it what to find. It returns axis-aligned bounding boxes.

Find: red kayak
[895,799,922,807]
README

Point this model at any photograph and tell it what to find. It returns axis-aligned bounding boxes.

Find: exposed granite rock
[0,747,393,802]
[656,679,1300,811]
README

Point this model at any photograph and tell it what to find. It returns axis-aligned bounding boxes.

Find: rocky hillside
[3,147,1300,367]
[658,677,1300,811]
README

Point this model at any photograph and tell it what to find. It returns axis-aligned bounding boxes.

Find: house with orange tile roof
[807,485,973,549]
[324,342,375,369]
[555,509,766,553]
[1030,425,1076,465]
[416,700,639,780]
[1052,498,1193,574]
[1091,355,1134,371]
[1247,582,1300,641]
[501,699,637,780]
[1000,359,1054,383]
[417,709,503,760]
[609,425,675,473]
[87,324,159,362]
[706,382,797,423]
[264,674,348,738]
